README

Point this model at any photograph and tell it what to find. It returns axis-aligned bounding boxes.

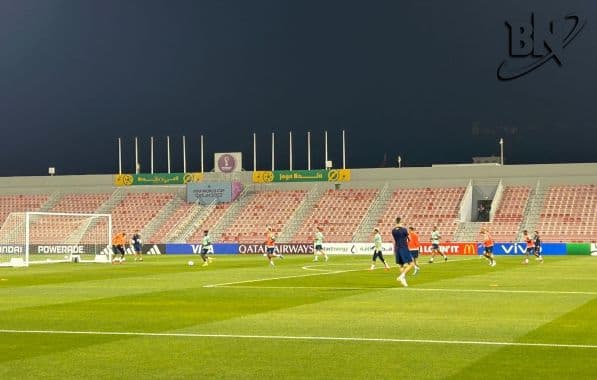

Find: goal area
[0,212,112,267]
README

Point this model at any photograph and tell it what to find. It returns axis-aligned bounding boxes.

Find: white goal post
[0,211,112,267]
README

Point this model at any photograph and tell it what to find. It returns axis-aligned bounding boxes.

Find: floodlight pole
[200,135,204,173]
[499,138,504,165]
[342,129,346,169]
[307,131,311,171]
[150,136,154,174]
[182,135,187,173]
[289,131,293,170]
[271,132,275,171]
[167,136,171,174]
[253,133,256,171]
[134,137,139,174]
[118,137,122,174]
[324,130,328,169]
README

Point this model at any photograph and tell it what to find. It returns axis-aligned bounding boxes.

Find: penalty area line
[0,329,595,350]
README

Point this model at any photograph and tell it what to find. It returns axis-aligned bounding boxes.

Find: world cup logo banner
[214,153,242,173]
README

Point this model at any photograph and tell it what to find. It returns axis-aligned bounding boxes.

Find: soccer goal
[0,211,112,267]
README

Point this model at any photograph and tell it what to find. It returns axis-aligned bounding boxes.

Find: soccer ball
[188,260,194,266]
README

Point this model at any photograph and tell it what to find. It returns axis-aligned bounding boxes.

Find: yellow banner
[252,171,274,184]
[328,169,351,182]
[252,169,351,183]
[114,173,204,186]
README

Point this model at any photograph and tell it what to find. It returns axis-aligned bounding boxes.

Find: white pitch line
[407,287,597,296]
[213,285,381,290]
[210,284,597,296]
[0,329,595,349]
[203,268,360,288]
[301,265,334,272]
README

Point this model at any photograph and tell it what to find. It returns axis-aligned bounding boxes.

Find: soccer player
[428,226,447,263]
[522,229,542,264]
[480,227,496,266]
[533,230,544,263]
[111,231,127,264]
[370,227,389,270]
[408,226,421,275]
[313,226,328,262]
[265,226,278,267]
[392,217,414,287]
[201,230,213,267]
[131,229,143,261]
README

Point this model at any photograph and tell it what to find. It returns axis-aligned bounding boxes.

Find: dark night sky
[0,0,596,176]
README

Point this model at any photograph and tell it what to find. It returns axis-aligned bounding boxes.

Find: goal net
[0,212,112,267]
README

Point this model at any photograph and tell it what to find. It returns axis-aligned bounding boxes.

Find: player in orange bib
[265,226,281,267]
[480,228,496,267]
[407,226,421,275]
[111,231,127,264]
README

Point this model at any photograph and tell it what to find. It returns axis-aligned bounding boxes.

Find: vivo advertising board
[482,243,567,255]
[165,244,239,254]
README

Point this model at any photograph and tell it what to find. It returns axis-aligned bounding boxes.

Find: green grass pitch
[0,254,596,379]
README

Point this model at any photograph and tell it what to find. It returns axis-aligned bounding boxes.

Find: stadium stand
[186,203,232,242]
[291,188,379,242]
[0,164,596,245]
[0,194,49,223]
[377,187,465,243]
[51,193,111,213]
[149,202,196,243]
[110,192,174,235]
[479,186,531,242]
[219,189,308,243]
[537,184,597,242]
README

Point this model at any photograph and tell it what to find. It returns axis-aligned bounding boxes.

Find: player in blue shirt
[392,217,414,287]
[131,230,143,262]
[533,230,544,263]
